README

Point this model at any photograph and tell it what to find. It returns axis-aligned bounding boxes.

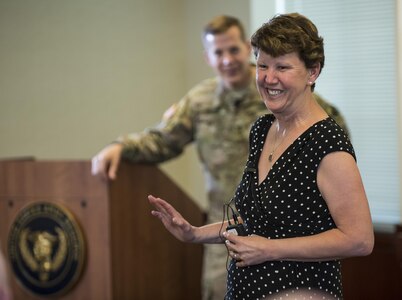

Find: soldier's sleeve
[314,93,351,138]
[116,96,194,163]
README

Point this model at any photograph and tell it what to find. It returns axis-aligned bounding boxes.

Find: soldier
[91,15,349,300]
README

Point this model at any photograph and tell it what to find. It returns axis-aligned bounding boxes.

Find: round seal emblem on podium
[8,202,86,297]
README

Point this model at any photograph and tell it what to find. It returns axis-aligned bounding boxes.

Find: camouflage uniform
[117,68,349,300]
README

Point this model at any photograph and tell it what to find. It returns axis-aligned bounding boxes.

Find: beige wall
[0,0,260,210]
[0,0,186,157]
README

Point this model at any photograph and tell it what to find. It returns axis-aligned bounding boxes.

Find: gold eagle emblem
[19,227,67,281]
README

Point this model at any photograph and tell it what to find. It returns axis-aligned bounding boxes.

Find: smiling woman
[148,13,374,300]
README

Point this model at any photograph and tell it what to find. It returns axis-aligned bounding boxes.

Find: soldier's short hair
[202,15,246,44]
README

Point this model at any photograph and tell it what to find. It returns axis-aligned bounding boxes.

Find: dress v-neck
[256,115,330,186]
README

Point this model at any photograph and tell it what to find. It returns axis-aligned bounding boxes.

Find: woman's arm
[148,195,227,244]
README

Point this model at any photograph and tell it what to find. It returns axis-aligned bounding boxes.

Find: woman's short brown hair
[251,13,325,85]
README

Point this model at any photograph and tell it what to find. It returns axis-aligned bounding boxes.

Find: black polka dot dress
[226,114,355,300]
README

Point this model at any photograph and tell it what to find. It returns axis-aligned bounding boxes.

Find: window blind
[281,0,400,224]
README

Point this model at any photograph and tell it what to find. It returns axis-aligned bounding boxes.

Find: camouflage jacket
[118,70,349,223]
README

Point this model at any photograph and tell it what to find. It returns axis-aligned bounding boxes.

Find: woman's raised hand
[148,195,197,243]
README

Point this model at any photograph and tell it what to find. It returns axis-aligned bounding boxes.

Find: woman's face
[255,50,318,114]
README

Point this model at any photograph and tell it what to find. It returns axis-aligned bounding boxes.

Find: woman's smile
[266,88,284,98]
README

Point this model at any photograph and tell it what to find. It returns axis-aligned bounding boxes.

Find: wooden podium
[0,159,204,300]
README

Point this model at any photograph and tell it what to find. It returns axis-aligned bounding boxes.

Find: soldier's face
[204,26,251,89]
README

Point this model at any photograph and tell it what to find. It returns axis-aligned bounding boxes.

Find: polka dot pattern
[226,114,355,300]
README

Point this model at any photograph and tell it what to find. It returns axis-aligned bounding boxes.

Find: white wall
[250,0,277,32]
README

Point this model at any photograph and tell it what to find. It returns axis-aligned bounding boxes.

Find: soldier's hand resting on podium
[91,143,123,180]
